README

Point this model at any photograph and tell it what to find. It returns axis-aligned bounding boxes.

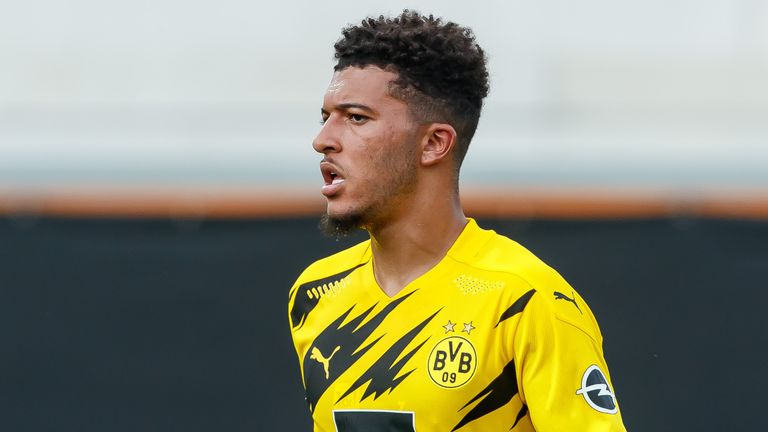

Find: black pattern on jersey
[510,404,528,430]
[495,289,536,327]
[452,360,524,431]
[290,262,367,330]
[338,309,440,404]
[303,291,415,412]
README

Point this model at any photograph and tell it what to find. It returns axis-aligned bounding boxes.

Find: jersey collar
[444,218,495,263]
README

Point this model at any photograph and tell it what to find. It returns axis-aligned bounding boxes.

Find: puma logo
[554,290,582,314]
[310,346,340,379]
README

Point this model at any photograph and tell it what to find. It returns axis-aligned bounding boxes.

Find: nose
[312,117,342,154]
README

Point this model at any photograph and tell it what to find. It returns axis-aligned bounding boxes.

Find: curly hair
[334,10,489,169]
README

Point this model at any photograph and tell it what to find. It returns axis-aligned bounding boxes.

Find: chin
[321,198,374,235]
[325,198,360,221]
[319,212,365,239]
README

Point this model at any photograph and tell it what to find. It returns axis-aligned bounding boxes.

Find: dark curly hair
[334,10,489,169]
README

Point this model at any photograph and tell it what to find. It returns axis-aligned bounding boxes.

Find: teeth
[331,178,344,185]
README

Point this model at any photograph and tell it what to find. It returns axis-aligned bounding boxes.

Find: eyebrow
[338,103,375,113]
[321,103,377,116]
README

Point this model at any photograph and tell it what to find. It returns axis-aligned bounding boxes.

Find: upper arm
[512,291,626,431]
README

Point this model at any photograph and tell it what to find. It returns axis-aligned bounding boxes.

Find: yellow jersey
[288,219,626,431]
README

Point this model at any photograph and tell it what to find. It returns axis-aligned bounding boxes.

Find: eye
[319,109,330,125]
[349,113,368,124]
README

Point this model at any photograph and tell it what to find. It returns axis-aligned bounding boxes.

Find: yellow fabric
[288,219,626,431]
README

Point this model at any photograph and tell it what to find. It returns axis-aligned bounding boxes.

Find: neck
[367,191,466,297]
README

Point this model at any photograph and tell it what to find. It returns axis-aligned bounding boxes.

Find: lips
[320,161,345,197]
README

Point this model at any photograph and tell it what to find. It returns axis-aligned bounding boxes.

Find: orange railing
[1,185,766,219]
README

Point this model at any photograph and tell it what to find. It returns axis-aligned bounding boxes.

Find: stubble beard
[319,140,419,240]
[318,212,364,239]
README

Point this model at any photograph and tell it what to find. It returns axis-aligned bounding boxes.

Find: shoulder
[290,239,371,293]
[288,240,371,329]
[449,221,560,286]
[455,222,603,343]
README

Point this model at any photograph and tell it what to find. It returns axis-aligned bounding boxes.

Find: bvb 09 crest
[427,336,477,388]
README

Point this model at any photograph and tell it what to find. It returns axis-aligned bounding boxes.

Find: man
[288,11,626,431]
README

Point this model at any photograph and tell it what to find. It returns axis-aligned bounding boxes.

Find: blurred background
[1,0,766,431]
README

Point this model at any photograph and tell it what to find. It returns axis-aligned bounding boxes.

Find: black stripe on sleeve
[494,289,536,328]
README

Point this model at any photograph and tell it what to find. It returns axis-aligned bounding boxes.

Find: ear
[420,123,457,167]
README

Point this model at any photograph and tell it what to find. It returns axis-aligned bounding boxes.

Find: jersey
[288,219,626,431]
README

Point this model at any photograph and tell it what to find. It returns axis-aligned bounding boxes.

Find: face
[313,66,421,234]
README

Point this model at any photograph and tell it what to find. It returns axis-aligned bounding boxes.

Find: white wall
[1,0,767,189]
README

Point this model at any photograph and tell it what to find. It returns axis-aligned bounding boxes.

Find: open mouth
[320,162,345,196]
[321,163,345,185]
[328,171,344,185]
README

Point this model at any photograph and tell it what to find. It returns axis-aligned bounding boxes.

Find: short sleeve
[513,291,627,431]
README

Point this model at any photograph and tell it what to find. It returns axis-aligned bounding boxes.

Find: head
[314,10,490,237]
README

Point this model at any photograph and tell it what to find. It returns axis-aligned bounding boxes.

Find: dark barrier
[1,216,766,431]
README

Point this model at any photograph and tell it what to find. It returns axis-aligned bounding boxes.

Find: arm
[513,290,627,431]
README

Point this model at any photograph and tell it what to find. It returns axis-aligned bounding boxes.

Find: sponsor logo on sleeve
[576,365,618,414]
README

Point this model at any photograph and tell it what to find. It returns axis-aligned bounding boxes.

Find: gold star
[443,320,456,333]
[462,321,476,335]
